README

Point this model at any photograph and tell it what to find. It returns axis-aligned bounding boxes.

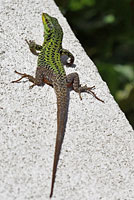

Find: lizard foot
[25,39,39,56]
[25,39,36,49]
[77,85,104,103]
[12,70,35,88]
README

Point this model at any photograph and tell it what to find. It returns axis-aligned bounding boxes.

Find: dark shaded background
[55,0,134,128]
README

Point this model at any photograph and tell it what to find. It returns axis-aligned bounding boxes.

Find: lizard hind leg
[66,72,104,103]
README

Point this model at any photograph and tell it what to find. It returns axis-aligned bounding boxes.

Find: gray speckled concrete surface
[0,0,134,200]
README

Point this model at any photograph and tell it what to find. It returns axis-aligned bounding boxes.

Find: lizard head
[42,13,62,37]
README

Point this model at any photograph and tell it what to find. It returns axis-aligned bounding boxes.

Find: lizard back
[38,13,66,82]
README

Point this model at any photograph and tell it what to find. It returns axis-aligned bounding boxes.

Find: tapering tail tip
[49,178,55,198]
[49,189,53,198]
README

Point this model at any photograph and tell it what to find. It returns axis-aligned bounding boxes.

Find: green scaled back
[38,13,66,78]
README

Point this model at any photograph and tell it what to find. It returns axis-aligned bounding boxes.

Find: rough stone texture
[0,0,134,199]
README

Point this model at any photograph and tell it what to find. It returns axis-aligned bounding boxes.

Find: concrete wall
[0,0,134,199]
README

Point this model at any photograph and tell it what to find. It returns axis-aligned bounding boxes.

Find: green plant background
[55,0,134,128]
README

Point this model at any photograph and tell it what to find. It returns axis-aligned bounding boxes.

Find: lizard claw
[25,39,36,49]
[29,84,36,89]
[78,91,82,100]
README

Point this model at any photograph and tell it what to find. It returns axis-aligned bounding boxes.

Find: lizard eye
[45,18,52,29]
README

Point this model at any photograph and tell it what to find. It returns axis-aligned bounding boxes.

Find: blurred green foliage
[55,0,134,128]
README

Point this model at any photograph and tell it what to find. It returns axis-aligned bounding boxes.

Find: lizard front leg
[25,40,75,67]
[67,72,104,103]
[60,48,74,66]
[25,39,42,56]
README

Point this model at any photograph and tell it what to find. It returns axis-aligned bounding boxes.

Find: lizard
[12,13,104,198]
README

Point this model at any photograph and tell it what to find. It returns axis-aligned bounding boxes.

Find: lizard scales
[12,13,104,198]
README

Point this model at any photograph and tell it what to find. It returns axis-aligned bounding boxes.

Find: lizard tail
[50,84,68,198]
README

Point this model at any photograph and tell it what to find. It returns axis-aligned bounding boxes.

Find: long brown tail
[50,84,68,198]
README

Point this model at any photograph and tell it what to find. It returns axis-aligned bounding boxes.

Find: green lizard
[12,13,104,198]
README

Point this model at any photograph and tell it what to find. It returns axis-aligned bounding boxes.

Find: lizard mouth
[42,13,52,29]
[42,13,49,24]
[42,13,46,23]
